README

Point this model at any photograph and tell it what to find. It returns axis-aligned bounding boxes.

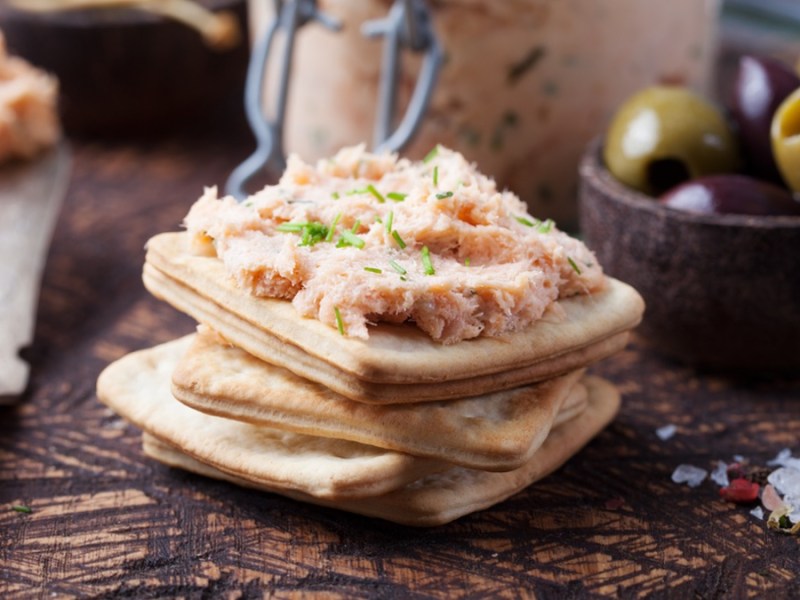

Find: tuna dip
[185,145,605,343]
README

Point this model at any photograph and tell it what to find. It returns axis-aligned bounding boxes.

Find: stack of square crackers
[97,232,643,526]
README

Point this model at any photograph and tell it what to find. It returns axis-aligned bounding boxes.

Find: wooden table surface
[1,100,799,599]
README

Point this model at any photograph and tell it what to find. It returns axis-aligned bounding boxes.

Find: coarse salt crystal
[767,448,800,471]
[750,506,764,520]
[672,464,708,488]
[656,424,677,441]
[767,467,800,498]
[710,461,729,487]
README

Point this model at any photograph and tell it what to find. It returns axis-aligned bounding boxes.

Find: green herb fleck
[458,124,481,147]
[338,230,365,249]
[278,221,328,246]
[364,267,382,274]
[436,191,453,200]
[243,201,253,208]
[391,230,407,249]
[334,306,345,336]
[345,188,368,196]
[464,257,471,266]
[541,80,559,97]
[537,219,554,234]
[387,192,407,202]
[423,145,439,163]
[366,184,385,203]
[567,256,582,275]
[389,260,407,275]
[12,505,31,514]
[503,110,519,126]
[331,191,341,200]
[508,46,546,85]
[276,222,308,233]
[385,211,394,234]
[779,515,792,529]
[421,246,435,275]
[351,219,361,233]
[325,212,342,242]
[433,165,439,187]
[515,216,537,227]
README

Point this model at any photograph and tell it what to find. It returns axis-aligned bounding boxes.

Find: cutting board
[0,143,71,401]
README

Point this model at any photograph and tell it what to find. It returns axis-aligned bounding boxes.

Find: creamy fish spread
[0,33,59,162]
[185,145,604,343]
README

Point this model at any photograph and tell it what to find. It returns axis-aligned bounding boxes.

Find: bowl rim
[580,137,800,230]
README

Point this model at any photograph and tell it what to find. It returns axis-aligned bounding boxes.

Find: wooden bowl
[0,0,249,136]
[579,138,800,373]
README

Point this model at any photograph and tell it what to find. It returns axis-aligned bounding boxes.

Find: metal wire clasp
[226,0,442,200]
[226,0,340,200]
[363,0,443,154]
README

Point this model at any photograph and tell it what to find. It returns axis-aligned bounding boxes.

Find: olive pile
[603,55,800,216]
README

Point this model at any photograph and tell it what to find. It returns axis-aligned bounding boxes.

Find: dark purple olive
[729,55,800,183]
[659,175,800,216]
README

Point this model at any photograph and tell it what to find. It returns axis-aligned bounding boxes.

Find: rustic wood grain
[1,104,799,600]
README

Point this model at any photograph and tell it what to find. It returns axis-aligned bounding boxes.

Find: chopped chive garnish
[301,223,328,246]
[276,222,309,232]
[243,201,253,207]
[423,145,439,163]
[537,219,554,233]
[278,222,328,246]
[12,505,31,514]
[464,257,471,266]
[364,267,382,274]
[421,246,435,275]
[351,219,361,233]
[345,188,368,196]
[325,212,342,242]
[389,260,407,275]
[435,191,453,199]
[391,230,407,249]
[331,191,341,200]
[334,306,345,335]
[366,184,385,203]
[433,165,439,187]
[567,256,582,275]
[385,211,394,234]
[515,216,537,227]
[339,230,365,249]
[387,192,407,202]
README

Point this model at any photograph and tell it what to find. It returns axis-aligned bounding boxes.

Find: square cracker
[96,336,448,499]
[143,375,620,527]
[144,232,643,401]
[173,329,588,471]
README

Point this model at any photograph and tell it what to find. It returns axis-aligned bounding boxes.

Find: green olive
[771,87,800,192]
[603,86,740,195]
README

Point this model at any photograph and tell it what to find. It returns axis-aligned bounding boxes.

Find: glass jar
[250,0,720,228]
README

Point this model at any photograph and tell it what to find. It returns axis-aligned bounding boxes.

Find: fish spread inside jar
[254,0,719,226]
[0,32,59,162]
[185,145,604,343]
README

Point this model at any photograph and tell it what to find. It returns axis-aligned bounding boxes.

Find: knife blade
[0,142,71,402]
